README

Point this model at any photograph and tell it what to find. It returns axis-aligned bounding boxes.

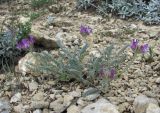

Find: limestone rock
[14,104,25,113]
[18,51,54,76]
[146,103,160,113]
[81,98,119,113]
[69,91,81,98]
[67,105,81,113]
[33,109,42,113]
[155,77,160,84]
[133,95,158,113]
[63,94,74,106]
[31,29,59,49]
[28,81,38,91]
[31,101,49,109]
[10,93,21,103]
[32,92,44,101]
[49,99,65,113]
[0,99,10,113]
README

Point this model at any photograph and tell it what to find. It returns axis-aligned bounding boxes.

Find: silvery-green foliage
[78,0,160,24]
[142,0,160,24]
[28,39,128,92]
[0,21,31,72]
[87,44,128,92]
[76,0,95,10]
[0,29,20,71]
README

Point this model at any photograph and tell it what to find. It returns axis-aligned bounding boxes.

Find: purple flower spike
[16,35,35,50]
[80,25,92,35]
[130,39,139,51]
[109,68,116,79]
[21,38,30,48]
[140,44,149,54]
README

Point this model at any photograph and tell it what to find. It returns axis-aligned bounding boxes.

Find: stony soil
[0,0,160,113]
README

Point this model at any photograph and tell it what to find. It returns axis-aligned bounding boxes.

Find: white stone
[32,92,44,101]
[77,98,88,107]
[155,77,160,84]
[49,99,65,113]
[33,109,42,113]
[29,81,38,91]
[14,104,25,113]
[31,101,49,109]
[69,91,81,98]
[63,94,74,106]
[67,105,81,113]
[81,98,119,113]
[133,95,158,113]
[19,16,30,24]
[10,93,21,103]
[146,103,160,113]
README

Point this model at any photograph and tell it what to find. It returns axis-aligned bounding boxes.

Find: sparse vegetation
[77,0,160,24]
[0,1,159,113]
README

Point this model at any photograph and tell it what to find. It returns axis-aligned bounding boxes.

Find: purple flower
[108,68,116,79]
[130,39,139,50]
[98,64,106,77]
[80,25,92,35]
[140,44,149,54]
[16,35,35,49]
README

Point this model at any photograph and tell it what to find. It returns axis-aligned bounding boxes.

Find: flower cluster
[130,39,149,54]
[16,35,35,49]
[98,65,116,79]
[80,25,92,36]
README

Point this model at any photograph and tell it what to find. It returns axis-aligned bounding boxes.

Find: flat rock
[81,98,119,113]
[31,101,49,109]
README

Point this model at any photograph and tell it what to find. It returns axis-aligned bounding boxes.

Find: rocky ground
[0,0,160,113]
